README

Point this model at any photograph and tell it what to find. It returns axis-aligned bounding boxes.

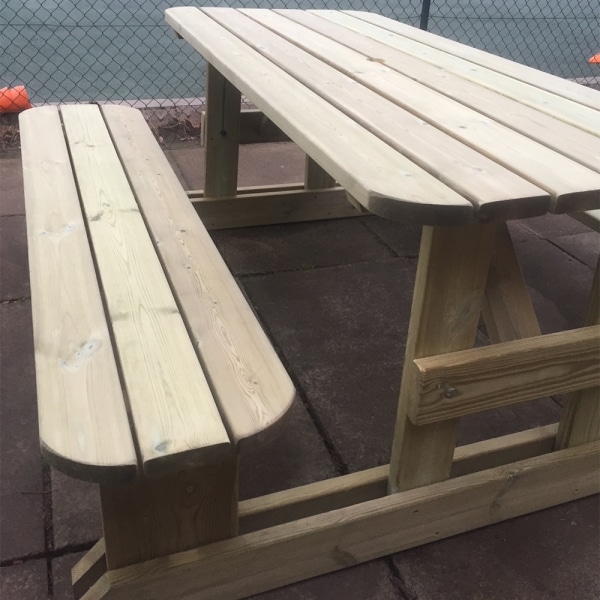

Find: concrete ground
[1,139,599,600]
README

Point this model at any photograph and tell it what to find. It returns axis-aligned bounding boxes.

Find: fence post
[419,0,432,30]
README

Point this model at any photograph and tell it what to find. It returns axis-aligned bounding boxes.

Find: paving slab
[549,231,600,270]
[211,218,393,276]
[0,215,30,300]
[0,152,24,216]
[0,560,48,600]
[242,258,415,472]
[0,300,45,561]
[51,471,102,550]
[518,213,591,238]
[240,399,339,500]
[362,215,423,257]
[52,552,85,600]
[513,238,595,332]
[392,495,600,600]
[167,142,305,190]
[249,559,400,600]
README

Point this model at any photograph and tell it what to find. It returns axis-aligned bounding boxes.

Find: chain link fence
[1,0,598,143]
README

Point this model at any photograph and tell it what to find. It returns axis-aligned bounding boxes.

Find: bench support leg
[387,223,499,493]
[99,455,239,571]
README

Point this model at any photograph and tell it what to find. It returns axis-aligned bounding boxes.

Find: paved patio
[1,138,598,599]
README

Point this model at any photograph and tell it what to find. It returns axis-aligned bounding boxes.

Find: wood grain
[19,106,138,483]
[165,7,474,226]
[102,104,296,451]
[100,455,238,570]
[61,104,231,475]
[388,223,499,492]
[204,64,241,197]
[411,325,600,425]
[85,442,599,600]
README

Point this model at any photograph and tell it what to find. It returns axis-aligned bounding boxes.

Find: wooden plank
[60,105,231,475]
[204,64,241,197]
[187,182,305,198]
[410,325,600,425]
[100,456,238,570]
[71,424,559,595]
[305,156,336,189]
[388,223,499,492]
[86,442,599,600]
[269,10,600,173]
[343,10,600,111]
[273,10,600,214]
[556,261,600,448]
[239,423,558,533]
[72,540,107,600]
[102,105,296,451]
[482,223,541,344]
[219,8,551,221]
[192,186,362,229]
[165,7,474,226]
[19,106,138,483]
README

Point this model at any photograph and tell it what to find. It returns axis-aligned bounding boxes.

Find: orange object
[589,53,600,64]
[0,85,32,112]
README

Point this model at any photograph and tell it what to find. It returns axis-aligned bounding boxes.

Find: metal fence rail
[1,1,598,108]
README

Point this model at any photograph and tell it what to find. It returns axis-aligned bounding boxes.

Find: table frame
[73,21,600,600]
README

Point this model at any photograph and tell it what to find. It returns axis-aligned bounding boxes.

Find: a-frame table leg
[388,223,499,493]
[556,258,600,448]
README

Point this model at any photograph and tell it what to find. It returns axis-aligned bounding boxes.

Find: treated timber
[410,325,600,425]
[556,261,600,448]
[165,7,475,225]
[72,424,559,597]
[80,442,598,600]
[204,63,241,197]
[102,105,296,451]
[19,106,138,483]
[61,104,231,476]
[100,456,238,570]
[482,223,541,344]
[191,186,362,229]
[388,223,498,492]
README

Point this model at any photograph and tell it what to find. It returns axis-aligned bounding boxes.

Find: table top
[166,8,600,225]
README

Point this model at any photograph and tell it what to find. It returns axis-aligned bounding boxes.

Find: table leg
[556,258,600,448]
[388,223,499,493]
[482,223,541,343]
[204,64,241,197]
[99,455,238,570]
[304,156,336,189]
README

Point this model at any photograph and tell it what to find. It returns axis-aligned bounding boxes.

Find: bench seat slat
[60,105,231,476]
[20,106,138,483]
[101,105,296,451]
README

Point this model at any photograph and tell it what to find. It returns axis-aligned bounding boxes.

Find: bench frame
[22,71,599,600]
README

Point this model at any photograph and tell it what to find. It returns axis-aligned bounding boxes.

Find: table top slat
[344,10,600,112]
[20,106,139,483]
[101,104,296,451]
[166,6,474,225]
[245,8,600,213]
[60,104,231,476]
[269,10,599,173]
[224,8,548,221]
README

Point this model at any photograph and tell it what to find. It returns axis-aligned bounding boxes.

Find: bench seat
[20,104,295,483]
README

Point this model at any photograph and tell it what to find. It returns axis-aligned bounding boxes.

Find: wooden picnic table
[20,7,599,600]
